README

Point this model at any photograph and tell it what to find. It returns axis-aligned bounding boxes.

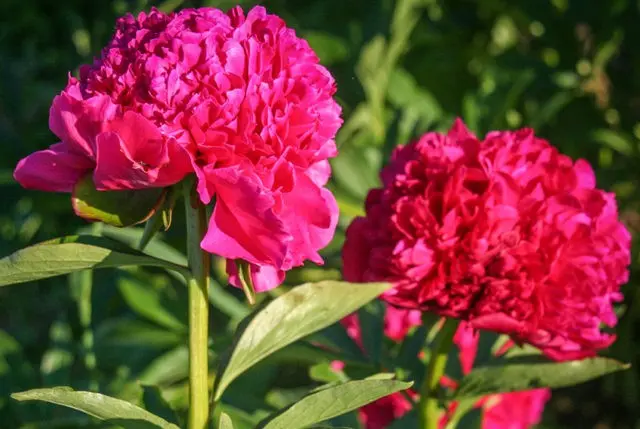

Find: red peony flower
[339,306,550,429]
[14,6,341,291]
[343,119,630,360]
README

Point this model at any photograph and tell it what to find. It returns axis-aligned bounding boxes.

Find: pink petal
[226,261,285,292]
[49,88,116,158]
[93,112,191,190]
[280,172,338,266]
[574,159,596,189]
[106,111,168,167]
[307,160,332,187]
[14,142,93,192]
[453,322,480,375]
[447,117,476,141]
[93,132,159,190]
[342,217,371,283]
[200,166,290,267]
[384,307,422,342]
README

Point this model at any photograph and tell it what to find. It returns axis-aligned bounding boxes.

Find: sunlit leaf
[258,379,413,429]
[12,387,180,429]
[213,281,393,401]
[454,356,630,401]
[219,412,234,429]
[0,235,188,287]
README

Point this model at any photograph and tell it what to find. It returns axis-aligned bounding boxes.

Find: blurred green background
[1,0,639,428]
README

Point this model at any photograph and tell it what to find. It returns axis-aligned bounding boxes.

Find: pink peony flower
[343,119,630,360]
[193,7,341,291]
[339,306,550,429]
[15,6,341,291]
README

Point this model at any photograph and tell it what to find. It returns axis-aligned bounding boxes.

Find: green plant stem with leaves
[418,318,459,429]
[183,178,211,429]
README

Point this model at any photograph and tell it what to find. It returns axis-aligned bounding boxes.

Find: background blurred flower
[343,119,631,360]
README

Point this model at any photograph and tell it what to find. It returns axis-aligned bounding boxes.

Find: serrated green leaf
[454,356,630,401]
[72,174,167,227]
[213,281,393,401]
[258,379,413,429]
[12,387,180,429]
[0,235,188,287]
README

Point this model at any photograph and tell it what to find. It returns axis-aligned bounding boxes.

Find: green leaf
[139,186,179,250]
[358,301,385,365]
[40,319,73,386]
[387,411,416,429]
[141,385,179,426]
[216,404,265,429]
[257,379,413,429]
[303,31,349,65]
[96,319,184,350]
[72,174,167,227]
[309,362,347,384]
[0,235,188,286]
[99,225,188,266]
[138,346,189,386]
[214,281,393,401]
[331,145,380,200]
[454,356,630,401]
[219,412,234,429]
[591,129,634,156]
[118,274,186,332]
[12,387,180,429]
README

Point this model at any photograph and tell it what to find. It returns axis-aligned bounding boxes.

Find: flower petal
[280,172,338,267]
[226,261,285,292]
[49,86,116,158]
[14,143,93,192]
[200,166,290,267]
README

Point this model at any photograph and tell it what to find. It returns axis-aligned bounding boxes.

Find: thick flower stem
[418,317,459,429]
[184,180,211,429]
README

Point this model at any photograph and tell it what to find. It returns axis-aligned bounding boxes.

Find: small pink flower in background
[342,119,631,360]
[14,6,341,291]
[338,306,550,429]
[359,392,414,429]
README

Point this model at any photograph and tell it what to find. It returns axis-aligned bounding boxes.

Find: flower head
[15,6,341,291]
[343,119,630,360]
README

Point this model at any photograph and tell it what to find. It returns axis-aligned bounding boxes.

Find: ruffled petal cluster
[14,6,341,290]
[343,119,630,360]
[340,306,550,429]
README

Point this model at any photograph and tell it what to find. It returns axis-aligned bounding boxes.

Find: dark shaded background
[0,0,638,428]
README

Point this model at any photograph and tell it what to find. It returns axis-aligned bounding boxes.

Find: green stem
[418,317,459,429]
[184,180,211,429]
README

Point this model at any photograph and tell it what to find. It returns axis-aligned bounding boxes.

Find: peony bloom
[339,306,550,429]
[343,119,630,360]
[14,6,341,291]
